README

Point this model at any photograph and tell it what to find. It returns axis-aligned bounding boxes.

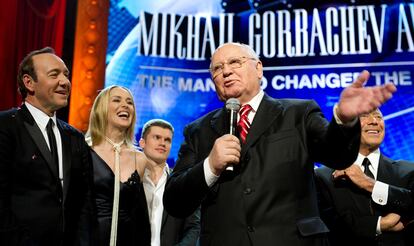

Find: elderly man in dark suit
[316,108,414,246]
[163,42,397,246]
[0,47,93,246]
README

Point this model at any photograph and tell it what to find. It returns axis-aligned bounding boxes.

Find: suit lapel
[161,168,172,228]
[210,107,227,136]
[208,96,284,163]
[161,210,169,230]
[377,155,394,183]
[375,155,398,216]
[241,94,283,158]
[58,120,72,201]
[19,105,59,178]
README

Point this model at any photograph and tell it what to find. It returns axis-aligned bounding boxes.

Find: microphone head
[226,98,241,111]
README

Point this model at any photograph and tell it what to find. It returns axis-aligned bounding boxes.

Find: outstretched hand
[336,70,397,123]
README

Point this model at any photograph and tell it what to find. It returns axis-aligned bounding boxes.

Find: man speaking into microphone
[163,42,397,246]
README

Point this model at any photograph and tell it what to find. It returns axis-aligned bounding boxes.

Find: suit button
[244,188,252,194]
[247,226,255,232]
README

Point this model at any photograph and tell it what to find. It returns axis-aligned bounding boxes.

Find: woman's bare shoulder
[124,147,148,176]
[134,149,147,162]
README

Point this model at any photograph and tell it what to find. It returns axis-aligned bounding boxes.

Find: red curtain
[0,0,67,110]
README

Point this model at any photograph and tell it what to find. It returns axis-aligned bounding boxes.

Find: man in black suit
[140,119,200,246]
[163,42,397,246]
[315,108,414,245]
[0,47,93,245]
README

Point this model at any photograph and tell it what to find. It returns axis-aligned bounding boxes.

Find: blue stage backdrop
[105,0,414,166]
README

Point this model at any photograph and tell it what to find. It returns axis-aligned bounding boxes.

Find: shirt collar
[144,164,170,178]
[243,90,264,112]
[165,165,171,175]
[25,102,57,130]
[356,149,381,173]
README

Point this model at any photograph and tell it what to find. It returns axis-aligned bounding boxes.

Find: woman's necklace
[105,136,125,246]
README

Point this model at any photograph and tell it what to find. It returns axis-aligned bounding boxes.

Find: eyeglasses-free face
[360,109,385,151]
[209,56,257,78]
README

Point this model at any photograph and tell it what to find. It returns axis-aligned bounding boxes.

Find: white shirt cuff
[372,181,388,205]
[376,216,382,235]
[203,157,219,187]
[333,103,358,127]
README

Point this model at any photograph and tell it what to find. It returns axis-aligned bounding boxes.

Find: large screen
[105,0,414,166]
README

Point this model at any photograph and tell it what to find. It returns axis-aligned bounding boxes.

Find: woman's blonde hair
[85,85,137,147]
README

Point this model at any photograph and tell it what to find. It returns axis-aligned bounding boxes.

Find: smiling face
[210,43,263,105]
[106,87,135,131]
[140,126,173,165]
[24,53,71,116]
[359,109,385,155]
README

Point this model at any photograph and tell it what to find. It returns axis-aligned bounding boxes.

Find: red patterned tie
[238,104,252,144]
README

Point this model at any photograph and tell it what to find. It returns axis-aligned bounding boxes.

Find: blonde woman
[86,85,150,246]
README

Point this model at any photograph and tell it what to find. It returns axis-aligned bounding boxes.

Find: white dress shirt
[143,165,170,246]
[25,102,64,187]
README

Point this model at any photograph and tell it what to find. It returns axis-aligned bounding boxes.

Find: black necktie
[362,158,375,179]
[46,119,59,171]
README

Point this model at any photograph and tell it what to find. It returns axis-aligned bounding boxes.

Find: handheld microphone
[225,98,241,171]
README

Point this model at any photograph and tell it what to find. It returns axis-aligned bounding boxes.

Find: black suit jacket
[164,95,361,246]
[0,105,94,246]
[160,207,200,246]
[315,155,414,246]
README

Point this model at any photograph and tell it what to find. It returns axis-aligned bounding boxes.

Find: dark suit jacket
[0,105,94,246]
[164,95,361,246]
[160,207,200,246]
[315,155,414,246]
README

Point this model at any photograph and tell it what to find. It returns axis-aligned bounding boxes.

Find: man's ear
[256,60,263,80]
[22,74,35,93]
[139,138,145,149]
